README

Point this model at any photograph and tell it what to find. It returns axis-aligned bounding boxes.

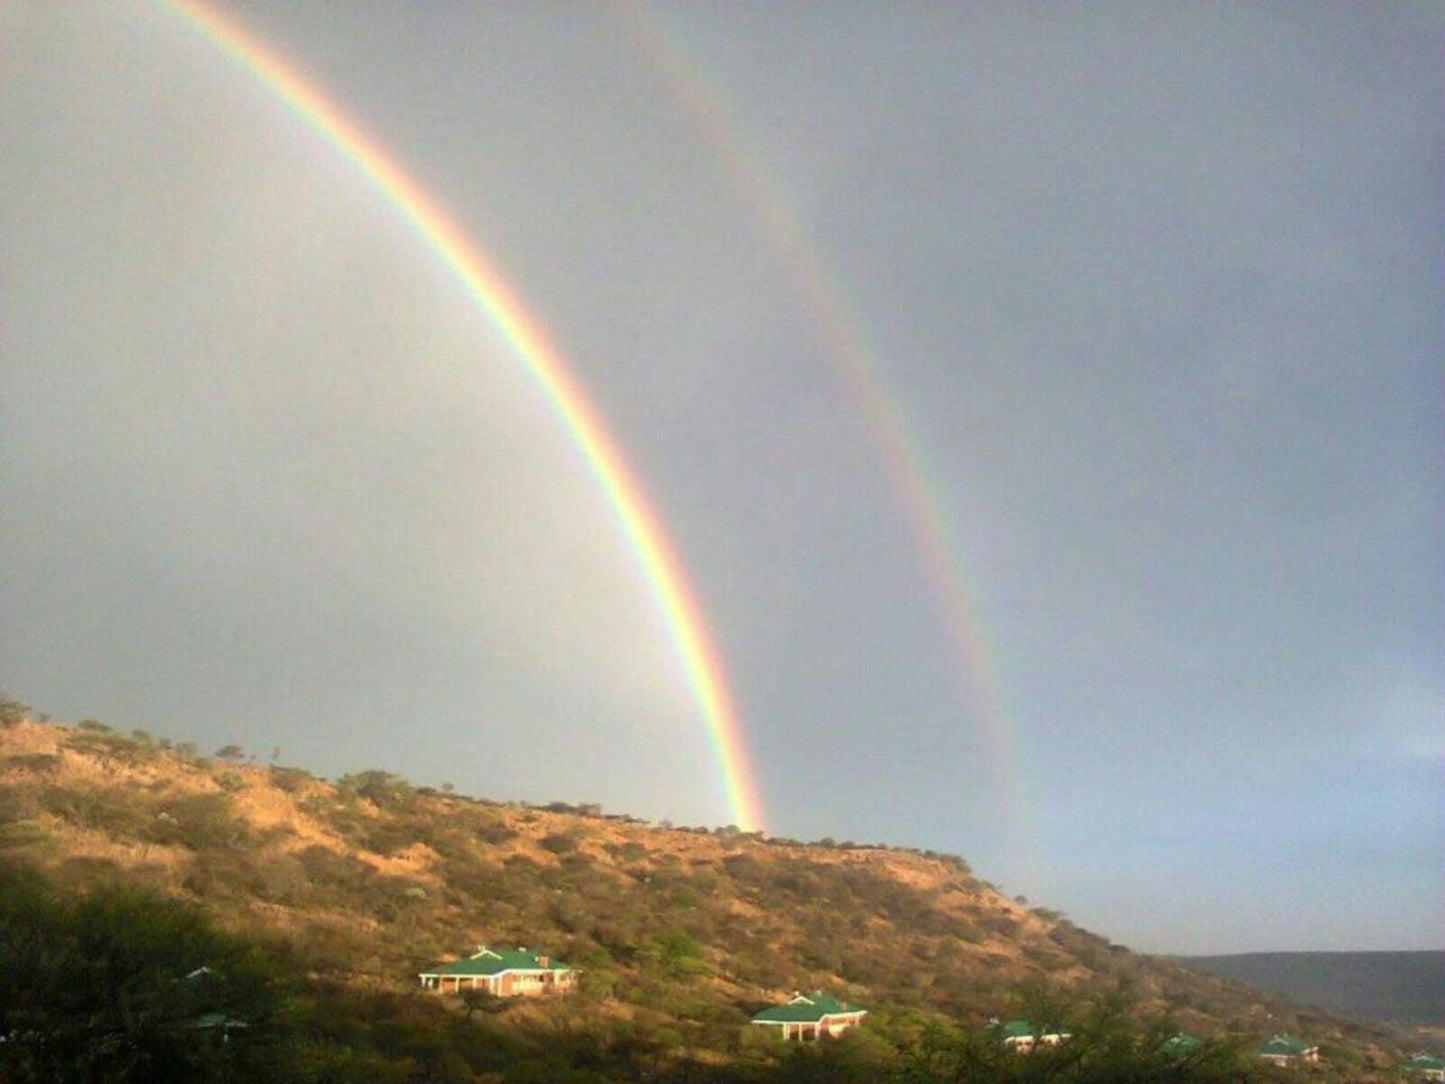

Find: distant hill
[0,712,1421,1079]
[1173,953,1444,1028]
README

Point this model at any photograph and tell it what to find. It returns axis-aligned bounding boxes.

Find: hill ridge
[0,712,1425,1079]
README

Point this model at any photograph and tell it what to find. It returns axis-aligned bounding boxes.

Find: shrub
[0,821,50,849]
[475,820,517,846]
[4,753,60,773]
[39,784,149,839]
[362,821,420,857]
[338,770,416,812]
[268,765,313,794]
[183,851,266,901]
[609,840,649,862]
[539,832,579,855]
[151,793,248,851]
[0,862,293,1079]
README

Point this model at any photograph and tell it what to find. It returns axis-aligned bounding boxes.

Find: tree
[0,862,294,1081]
[338,770,415,811]
[215,745,245,762]
[457,986,503,1019]
[908,986,1263,1084]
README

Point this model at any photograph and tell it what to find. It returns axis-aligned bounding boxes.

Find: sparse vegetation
[0,698,30,728]
[0,714,1418,1082]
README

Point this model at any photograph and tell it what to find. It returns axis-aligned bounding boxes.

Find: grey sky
[2,2,1439,953]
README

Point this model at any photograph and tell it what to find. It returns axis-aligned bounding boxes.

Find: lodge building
[418,945,576,997]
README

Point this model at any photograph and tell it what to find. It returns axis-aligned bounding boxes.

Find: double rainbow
[625,10,1031,848]
[168,1,764,832]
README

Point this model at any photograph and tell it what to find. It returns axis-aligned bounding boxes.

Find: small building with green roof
[1160,1032,1202,1057]
[418,945,576,997]
[750,990,867,1041]
[1405,1053,1445,1081]
[985,1018,1072,1052]
[1256,1033,1319,1067]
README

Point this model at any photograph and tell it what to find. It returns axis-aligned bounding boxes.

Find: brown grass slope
[0,716,1408,1064]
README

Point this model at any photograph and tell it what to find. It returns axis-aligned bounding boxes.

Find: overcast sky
[2,2,1440,954]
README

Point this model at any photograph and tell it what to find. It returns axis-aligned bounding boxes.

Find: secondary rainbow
[624,9,1032,851]
[167,0,764,833]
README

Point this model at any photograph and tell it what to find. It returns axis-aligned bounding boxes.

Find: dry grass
[0,717,1348,1043]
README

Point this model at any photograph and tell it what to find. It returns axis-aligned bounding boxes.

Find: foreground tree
[0,863,294,1082]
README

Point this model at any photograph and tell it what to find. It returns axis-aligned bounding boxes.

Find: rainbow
[167,0,764,833]
[624,10,1032,852]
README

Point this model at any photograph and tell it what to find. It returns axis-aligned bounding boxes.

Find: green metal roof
[752,991,865,1024]
[421,946,571,977]
[1258,1033,1313,1056]
[1161,1033,1202,1055]
[1407,1054,1445,1071]
[989,1020,1039,1040]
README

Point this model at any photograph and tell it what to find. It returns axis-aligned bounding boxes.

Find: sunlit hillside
[0,710,1419,1081]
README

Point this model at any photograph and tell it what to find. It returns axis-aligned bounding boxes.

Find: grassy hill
[1174,953,1445,1029]
[0,711,1420,1080]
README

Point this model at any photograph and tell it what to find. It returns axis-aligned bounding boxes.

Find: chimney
[537,955,549,968]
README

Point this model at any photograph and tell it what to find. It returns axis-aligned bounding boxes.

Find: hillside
[1174,953,1445,1029]
[0,712,1418,1080]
